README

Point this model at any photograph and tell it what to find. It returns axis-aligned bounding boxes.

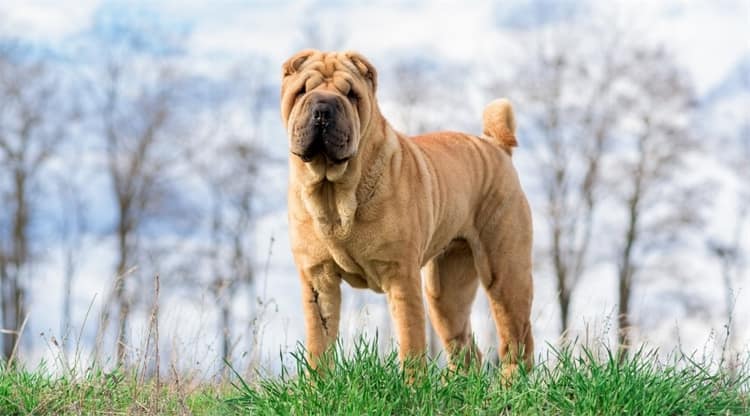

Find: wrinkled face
[280,50,377,165]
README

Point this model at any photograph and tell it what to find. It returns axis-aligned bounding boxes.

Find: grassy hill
[1,340,747,415]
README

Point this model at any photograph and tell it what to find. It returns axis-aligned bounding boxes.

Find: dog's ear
[345,51,378,92]
[282,49,317,77]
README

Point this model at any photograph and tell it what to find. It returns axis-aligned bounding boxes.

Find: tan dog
[281,50,533,376]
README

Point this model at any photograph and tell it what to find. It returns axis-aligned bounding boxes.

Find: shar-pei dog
[281,49,534,377]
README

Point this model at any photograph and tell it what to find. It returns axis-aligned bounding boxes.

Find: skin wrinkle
[311,288,329,334]
[410,138,441,236]
[355,146,387,207]
[283,51,534,378]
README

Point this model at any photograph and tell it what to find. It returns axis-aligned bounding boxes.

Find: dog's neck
[292,117,397,240]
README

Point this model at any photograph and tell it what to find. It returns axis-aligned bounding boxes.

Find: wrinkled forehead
[302,51,360,79]
[282,49,377,106]
[287,53,363,96]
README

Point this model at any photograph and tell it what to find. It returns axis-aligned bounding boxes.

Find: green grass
[0,363,232,415]
[0,340,747,415]
[231,340,749,415]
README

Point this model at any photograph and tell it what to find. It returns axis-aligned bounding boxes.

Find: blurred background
[0,0,747,379]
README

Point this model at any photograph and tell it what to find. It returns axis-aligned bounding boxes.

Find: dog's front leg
[385,272,426,365]
[299,264,341,368]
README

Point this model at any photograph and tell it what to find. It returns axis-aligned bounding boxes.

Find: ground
[1,338,747,415]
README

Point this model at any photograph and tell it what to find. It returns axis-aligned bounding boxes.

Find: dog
[281,49,534,377]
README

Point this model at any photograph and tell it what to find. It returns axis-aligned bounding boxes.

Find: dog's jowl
[281,49,534,378]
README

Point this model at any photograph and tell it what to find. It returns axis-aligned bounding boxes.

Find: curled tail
[482,98,517,156]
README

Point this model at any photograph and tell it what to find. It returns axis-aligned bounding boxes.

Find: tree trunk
[1,277,20,360]
[617,191,640,359]
[2,171,29,361]
[1,252,26,362]
[617,265,632,358]
[115,216,130,366]
[221,301,231,369]
[552,218,571,341]
[558,286,571,342]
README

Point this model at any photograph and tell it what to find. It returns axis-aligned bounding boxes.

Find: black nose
[312,102,333,125]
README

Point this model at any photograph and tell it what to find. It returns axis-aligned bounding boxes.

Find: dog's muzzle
[291,94,352,164]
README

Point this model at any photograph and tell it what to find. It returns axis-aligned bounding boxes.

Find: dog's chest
[319,236,402,293]
[296,178,407,293]
[321,240,361,275]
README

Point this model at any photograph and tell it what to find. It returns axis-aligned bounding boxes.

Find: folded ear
[282,49,317,77]
[345,51,378,92]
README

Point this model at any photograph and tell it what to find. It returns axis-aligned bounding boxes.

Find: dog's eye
[295,86,306,99]
[347,89,358,102]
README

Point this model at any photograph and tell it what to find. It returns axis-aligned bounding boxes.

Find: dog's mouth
[292,149,350,164]
[292,126,353,164]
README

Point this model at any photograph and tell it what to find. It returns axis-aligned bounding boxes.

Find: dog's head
[280,50,378,166]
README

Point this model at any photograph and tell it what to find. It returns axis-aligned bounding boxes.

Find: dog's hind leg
[424,240,482,370]
[478,197,534,379]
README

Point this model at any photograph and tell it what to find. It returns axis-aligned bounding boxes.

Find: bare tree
[496,21,631,340]
[178,59,275,371]
[610,45,700,355]
[56,154,88,354]
[83,14,193,366]
[491,8,706,353]
[0,40,71,360]
[207,140,262,368]
[193,130,262,369]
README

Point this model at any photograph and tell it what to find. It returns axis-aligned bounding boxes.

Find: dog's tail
[482,98,517,156]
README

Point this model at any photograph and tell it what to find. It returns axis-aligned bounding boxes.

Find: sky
[1,0,748,374]
[2,0,748,93]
